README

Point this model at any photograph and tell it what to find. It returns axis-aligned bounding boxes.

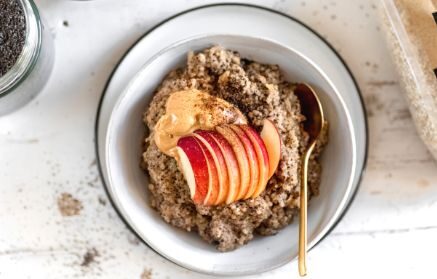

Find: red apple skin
[239,125,270,198]
[195,136,220,206]
[229,125,260,199]
[208,131,241,204]
[216,125,251,200]
[176,136,210,204]
[193,130,229,205]
[260,119,282,179]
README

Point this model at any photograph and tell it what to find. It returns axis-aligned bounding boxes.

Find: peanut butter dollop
[154,89,247,155]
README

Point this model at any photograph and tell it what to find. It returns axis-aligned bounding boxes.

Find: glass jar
[380,0,437,159]
[0,0,54,115]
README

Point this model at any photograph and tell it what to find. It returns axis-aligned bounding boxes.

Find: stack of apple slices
[175,119,281,205]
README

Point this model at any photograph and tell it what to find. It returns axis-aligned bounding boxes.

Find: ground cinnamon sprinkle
[57,192,83,217]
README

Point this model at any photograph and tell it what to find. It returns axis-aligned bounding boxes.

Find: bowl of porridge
[101,34,362,275]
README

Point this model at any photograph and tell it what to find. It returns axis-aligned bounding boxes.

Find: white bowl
[102,34,363,276]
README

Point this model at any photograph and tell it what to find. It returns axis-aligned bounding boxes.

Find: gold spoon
[294,83,326,276]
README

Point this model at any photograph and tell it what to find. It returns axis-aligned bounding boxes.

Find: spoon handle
[299,142,316,276]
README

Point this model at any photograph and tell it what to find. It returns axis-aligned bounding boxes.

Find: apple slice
[229,125,260,199]
[193,130,228,205]
[240,125,270,198]
[260,119,281,178]
[216,125,251,200]
[196,138,220,206]
[176,136,210,204]
[208,131,240,204]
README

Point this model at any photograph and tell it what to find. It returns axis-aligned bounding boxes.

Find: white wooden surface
[1,0,437,278]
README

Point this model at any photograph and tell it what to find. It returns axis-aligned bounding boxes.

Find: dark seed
[0,0,27,77]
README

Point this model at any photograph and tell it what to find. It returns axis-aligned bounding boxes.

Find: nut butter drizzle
[154,89,247,156]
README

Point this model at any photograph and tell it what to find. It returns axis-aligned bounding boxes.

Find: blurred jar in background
[380,0,437,159]
[0,0,54,115]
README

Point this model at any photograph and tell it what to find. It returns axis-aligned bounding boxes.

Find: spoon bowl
[295,83,325,143]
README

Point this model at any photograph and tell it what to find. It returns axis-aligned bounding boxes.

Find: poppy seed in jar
[0,0,26,77]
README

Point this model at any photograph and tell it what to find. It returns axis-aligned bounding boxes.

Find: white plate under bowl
[96,4,367,276]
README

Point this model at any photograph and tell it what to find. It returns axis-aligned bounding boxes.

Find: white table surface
[1,0,436,278]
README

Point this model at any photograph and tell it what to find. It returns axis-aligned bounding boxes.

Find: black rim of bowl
[94,3,369,275]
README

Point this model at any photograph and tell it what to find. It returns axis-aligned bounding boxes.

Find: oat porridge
[142,46,327,252]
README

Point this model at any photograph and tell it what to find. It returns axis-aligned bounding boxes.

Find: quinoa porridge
[142,46,327,252]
